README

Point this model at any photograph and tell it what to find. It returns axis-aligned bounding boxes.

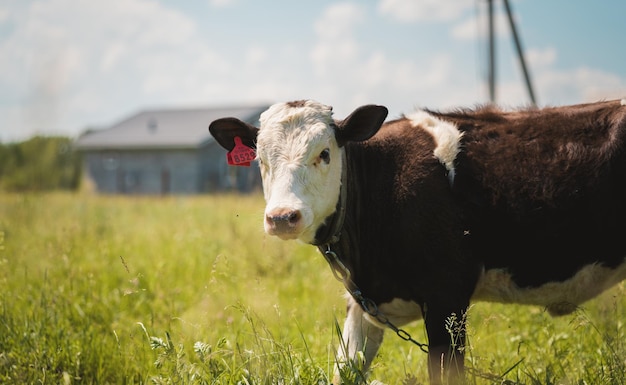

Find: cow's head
[209,100,388,244]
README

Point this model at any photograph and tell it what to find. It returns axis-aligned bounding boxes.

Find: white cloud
[526,47,557,69]
[208,0,235,8]
[100,42,128,73]
[0,0,224,140]
[314,2,364,39]
[378,0,474,23]
[311,3,364,78]
[305,1,480,118]
[244,46,269,68]
[539,67,626,105]
[490,63,626,108]
[451,8,509,41]
[1,0,624,142]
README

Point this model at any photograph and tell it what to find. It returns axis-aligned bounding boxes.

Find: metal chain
[322,246,429,354]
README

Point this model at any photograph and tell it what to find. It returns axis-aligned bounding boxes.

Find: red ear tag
[227,136,256,166]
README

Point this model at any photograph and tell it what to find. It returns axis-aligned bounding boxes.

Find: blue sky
[1,0,625,142]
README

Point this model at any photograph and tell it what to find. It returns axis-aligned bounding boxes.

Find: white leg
[333,295,385,384]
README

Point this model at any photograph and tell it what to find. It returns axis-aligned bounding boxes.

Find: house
[75,105,269,194]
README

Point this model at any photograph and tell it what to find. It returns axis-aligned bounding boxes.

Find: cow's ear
[209,117,259,151]
[335,105,388,146]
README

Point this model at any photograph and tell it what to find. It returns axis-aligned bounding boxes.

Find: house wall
[82,144,261,194]
[83,149,200,194]
[199,142,261,193]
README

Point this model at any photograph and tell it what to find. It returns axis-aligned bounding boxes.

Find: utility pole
[487,0,537,106]
[487,0,496,104]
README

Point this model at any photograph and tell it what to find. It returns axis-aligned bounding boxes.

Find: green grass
[1,193,625,384]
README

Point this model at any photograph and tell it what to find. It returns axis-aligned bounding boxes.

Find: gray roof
[75,104,269,150]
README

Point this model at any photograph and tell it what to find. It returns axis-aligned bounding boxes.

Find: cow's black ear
[335,105,388,146]
[209,117,259,151]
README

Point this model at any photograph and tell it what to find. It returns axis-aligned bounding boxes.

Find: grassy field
[1,193,626,384]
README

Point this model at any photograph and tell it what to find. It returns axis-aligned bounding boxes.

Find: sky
[1,0,625,142]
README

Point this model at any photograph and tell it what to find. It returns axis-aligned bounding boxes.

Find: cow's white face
[209,99,388,244]
[256,101,343,243]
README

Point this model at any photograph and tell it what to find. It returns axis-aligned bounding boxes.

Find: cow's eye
[319,148,330,164]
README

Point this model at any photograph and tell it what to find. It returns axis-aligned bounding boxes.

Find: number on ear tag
[227,136,256,166]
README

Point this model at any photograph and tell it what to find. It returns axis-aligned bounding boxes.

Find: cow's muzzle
[265,209,302,239]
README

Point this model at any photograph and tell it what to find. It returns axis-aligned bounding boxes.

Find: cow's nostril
[288,211,300,224]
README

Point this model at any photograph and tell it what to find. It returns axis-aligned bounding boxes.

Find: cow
[209,98,626,384]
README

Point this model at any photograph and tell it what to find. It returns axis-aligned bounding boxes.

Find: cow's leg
[424,305,468,385]
[332,295,385,384]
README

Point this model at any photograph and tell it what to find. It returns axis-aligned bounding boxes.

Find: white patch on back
[472,261,626,316]
[407,110,463,184]
[621,99,626,106]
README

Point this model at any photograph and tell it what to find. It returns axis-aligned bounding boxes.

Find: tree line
[0,136,82,192]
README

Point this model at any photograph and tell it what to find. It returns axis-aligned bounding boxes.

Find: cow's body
[209,99,626,384]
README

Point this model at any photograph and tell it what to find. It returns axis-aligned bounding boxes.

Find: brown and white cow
[209,98,626,384]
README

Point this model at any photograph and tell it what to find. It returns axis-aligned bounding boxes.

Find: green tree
[0,136,82,191]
